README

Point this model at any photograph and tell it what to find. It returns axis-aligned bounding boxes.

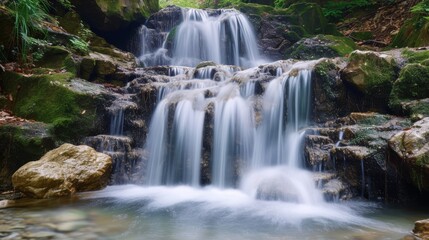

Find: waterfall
[143,60,324,205]
[138,8,264,68]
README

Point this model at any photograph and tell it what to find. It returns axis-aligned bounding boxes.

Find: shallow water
[1,185,426,240]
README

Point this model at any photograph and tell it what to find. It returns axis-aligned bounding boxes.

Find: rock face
[70,0,159,33]
[0,121,55,191]
[12,143,112,198]
[389,117,429,191]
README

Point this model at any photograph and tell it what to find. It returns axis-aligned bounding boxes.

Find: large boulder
[388,117,429,191]
[413,219,429,239]
[389,62,429,116]
[12,143,112,198]
[341,50,398,111]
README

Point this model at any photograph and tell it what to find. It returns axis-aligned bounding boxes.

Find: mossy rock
[70,0,159,33]
[402,49,429,64]
[389,63,429,114]
[285,34,356,60]
[285,3,331,35]
[342,50,398,100]
[0,71,111,142]
[33,46,78,73]
[391,16,429,48]
[0,122,56,191]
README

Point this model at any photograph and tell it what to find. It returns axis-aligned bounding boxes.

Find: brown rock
[12,143,112,198]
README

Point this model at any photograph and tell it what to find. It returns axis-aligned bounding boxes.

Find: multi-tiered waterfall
[81,7,409,239]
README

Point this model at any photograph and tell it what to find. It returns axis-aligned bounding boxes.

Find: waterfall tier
[138,7,265,68]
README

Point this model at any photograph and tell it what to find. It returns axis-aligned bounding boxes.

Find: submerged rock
[12,143,112,198]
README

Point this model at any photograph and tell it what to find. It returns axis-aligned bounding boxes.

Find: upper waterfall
[138,7,265,68]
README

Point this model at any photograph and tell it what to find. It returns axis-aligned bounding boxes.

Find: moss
[0,71,104,142]
[0,123,55,190]
[34,46,73,70]
[389,63,429,112]
[391,17,429,48]
[402,49,429,64]
[285,35,356,60]
[95,0,159,20]
[345,51,398,99]
[285,3,329,35]
[349,128,377,146]
[355,114,390,126]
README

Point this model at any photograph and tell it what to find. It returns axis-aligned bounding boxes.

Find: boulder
[285,35,356,60]
[389,63,429,115]
[342,50,398,111]
[389,117,429,191]
[12,143,112,198]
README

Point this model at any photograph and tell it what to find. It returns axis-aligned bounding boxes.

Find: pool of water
[1,185,426,240]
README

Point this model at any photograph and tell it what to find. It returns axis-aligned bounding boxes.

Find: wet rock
[305,135,334,168]
[322,178,349,201]
[413,219,429,239]
[312,59,348,123]
[12,143,112,198]
[389,117,429,191]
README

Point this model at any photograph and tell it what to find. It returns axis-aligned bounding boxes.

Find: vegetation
[6,0,51,63]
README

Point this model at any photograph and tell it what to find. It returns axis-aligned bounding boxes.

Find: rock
[0,122,56,191]
[285,35,356,60]
[0,71,114,142]
[70,0,159,34]
[322,178,348,201]
[312,59,347,122]
[414,219,429,239]
[244,0,274,6]
[389,63,429,115]
[341,50,398,110]
[388,117,429,191]
[12,143,112,198]
[305,134,334,168]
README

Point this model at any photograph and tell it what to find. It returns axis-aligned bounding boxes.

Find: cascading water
[139,7,265,68]
[143,59,323,205]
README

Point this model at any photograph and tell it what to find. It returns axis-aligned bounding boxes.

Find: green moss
[402,49,429,64]
[34,46,73,69]
[391,16,429,48]
[0,71,103,141]
[324,35,356,56]
[349,128,376,146]
[95,0,159,20]
[355,114,390,126]
[0,123,55,190]
[346,51,397,98]
[285,3,328,35]
[285,35,356,60]
[389,63,429,112]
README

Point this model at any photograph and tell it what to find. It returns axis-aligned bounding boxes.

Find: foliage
[6,0,51,63]
[411,0,429,21]
[160,0,203,8]
[322,0,375,22]
[57,0,73,9]
[70,37,89,55]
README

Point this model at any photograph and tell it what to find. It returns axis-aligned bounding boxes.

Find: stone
[284,35,356,60]
[70,0,159,33]
[391,7,429,48]
[12,143,112,198]
[0,122,56,191]
[341,50,398,108]
[388,117,429,191]
[414,219,429,239]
